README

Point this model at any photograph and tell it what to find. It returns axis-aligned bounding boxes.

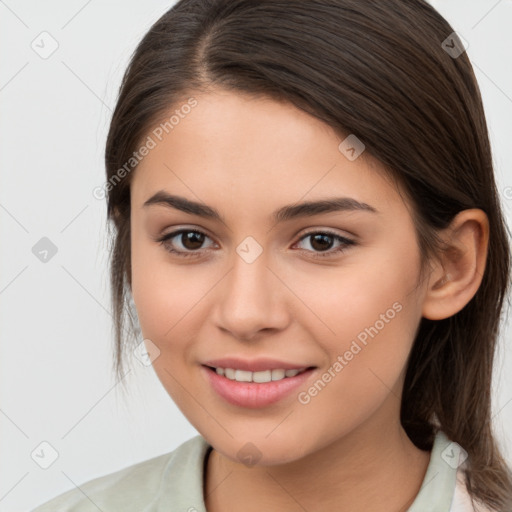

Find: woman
[32,0,512,510]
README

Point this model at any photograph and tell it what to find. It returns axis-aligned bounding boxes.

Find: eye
[293,230,355,259]
[155,229,216,258]
[155,228,355,259]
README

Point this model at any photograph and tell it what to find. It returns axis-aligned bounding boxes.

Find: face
[130,89,429,465]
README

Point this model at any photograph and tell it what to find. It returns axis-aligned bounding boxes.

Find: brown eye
[309,233,335,251]
[179,231,205,250]
[295,231,355,258]
[156,229,215,258]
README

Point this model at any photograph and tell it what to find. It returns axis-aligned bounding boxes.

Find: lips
[201,357,317,408]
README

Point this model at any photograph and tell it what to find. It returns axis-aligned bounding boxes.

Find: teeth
[254,370,271,383]
[271,369,285,381]
[235,369,252,382]
[214,367,307,383]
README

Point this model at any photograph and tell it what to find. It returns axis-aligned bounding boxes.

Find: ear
[422,209,489,321]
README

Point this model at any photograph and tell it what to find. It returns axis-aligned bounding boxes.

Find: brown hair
[104,0,512,509]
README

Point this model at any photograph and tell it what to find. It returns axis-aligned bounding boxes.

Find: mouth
[201,364,317,408]
[204,365,313,383]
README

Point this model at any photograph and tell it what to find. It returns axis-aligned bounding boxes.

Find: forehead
[130,90,408,220]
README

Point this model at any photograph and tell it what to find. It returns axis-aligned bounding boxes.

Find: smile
[202,365,316,408]
[210,366,309,383]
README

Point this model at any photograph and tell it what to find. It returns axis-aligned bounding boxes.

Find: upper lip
[202,357,314,372]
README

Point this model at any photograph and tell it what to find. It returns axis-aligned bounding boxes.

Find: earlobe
[421,209,489,321]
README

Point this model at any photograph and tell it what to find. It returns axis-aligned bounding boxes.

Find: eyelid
[295,226,355,242]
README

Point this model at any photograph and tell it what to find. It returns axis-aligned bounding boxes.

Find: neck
[204,418,431,512]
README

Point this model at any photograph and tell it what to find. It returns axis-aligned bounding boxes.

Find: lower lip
[202,365,315,409]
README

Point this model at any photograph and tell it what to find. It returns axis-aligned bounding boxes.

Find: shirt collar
[158,430,459,512]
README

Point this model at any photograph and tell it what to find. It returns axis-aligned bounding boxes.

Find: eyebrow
[143,190,378,224]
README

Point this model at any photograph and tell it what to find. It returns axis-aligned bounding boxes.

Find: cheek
[294,240,422,390]
[295,239,419,333]
[289,269,420,440]
[130,231,215,360]
[130,227,183,343]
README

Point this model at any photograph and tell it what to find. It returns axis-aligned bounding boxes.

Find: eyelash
[155,228,356,260]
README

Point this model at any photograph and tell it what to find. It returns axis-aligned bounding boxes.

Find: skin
[129,88,489,512]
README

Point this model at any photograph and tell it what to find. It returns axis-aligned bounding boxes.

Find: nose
[213,249,290,341]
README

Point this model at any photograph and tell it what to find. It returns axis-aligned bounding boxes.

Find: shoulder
[30,435,210,512]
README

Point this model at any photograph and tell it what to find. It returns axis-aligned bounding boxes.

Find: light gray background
[0,1,511,511]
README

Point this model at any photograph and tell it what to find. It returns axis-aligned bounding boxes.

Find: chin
[208,433,312,467]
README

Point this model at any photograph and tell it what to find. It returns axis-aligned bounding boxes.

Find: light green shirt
[31,430,488,511]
